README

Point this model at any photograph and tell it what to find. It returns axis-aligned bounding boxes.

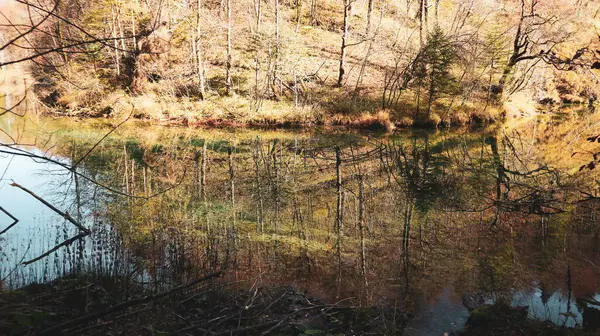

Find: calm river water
[1,114,600,334]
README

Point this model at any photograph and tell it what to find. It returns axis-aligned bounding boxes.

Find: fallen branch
[41,271,222,335]
[0,206,19,235]
[10,181,90,234]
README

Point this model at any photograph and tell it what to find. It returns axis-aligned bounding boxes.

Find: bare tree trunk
[366,0,374,36]
[196,0,206,99]
[296,0,301,32]
[495,0,532,99]
[423,0,428,34]
[356,3,382,92]
[225,0,232,95]
[111,5,121,76]
[310,0,317,25]
[256,0,262,29]
[273,0,281,96]
[116,2,126,51]
[253,0,262,110]
[131,9,137,51]
[434,0,440,27]
[337,0,351,87]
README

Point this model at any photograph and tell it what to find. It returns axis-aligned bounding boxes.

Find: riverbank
[36,83,599,132]
[3,273,600,335]
[0,272,404,335]
[36,84,507,131]
[461,302,599,336]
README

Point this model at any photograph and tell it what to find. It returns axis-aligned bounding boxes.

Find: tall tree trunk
[366,0,373,36]
[116,2,126,51]
[434,0,440,27]
[494,0,529,99]
[337,0,350,87]
[196,0,206,99]
[131,9,137,51]
[253,0,262,110]
[423,0,428,34]
[225,0,232,95]
[296,0,301,32]
[419,0,424,47]
[310,0,317,26]
[256,0,262,29]
[111,5,121,76]
[274,0,280,95]
[418,0,429,47]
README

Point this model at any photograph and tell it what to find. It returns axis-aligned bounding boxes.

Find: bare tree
[494,0,572,98]
[225,0,233,95]
[337,0,354,86]
[195,0,206,99]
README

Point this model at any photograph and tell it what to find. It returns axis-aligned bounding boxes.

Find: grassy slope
[8,0,599,129]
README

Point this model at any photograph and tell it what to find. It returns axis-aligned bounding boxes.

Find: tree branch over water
[0,205,18,235]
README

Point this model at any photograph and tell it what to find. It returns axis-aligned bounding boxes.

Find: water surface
[1,115,600,334]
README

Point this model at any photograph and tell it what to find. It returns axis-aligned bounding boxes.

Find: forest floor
[1,272,597,335]
[0,272,405,335]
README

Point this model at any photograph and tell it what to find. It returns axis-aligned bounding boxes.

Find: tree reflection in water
[1,115,600,333]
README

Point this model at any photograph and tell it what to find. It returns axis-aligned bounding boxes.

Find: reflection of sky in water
[405,288,468,335]
[405,284,600,334]
[0,149,86,287]
[512,283,600,328]
[1,140,600,332]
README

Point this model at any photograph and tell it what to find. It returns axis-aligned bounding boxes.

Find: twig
[41,271,222,335]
